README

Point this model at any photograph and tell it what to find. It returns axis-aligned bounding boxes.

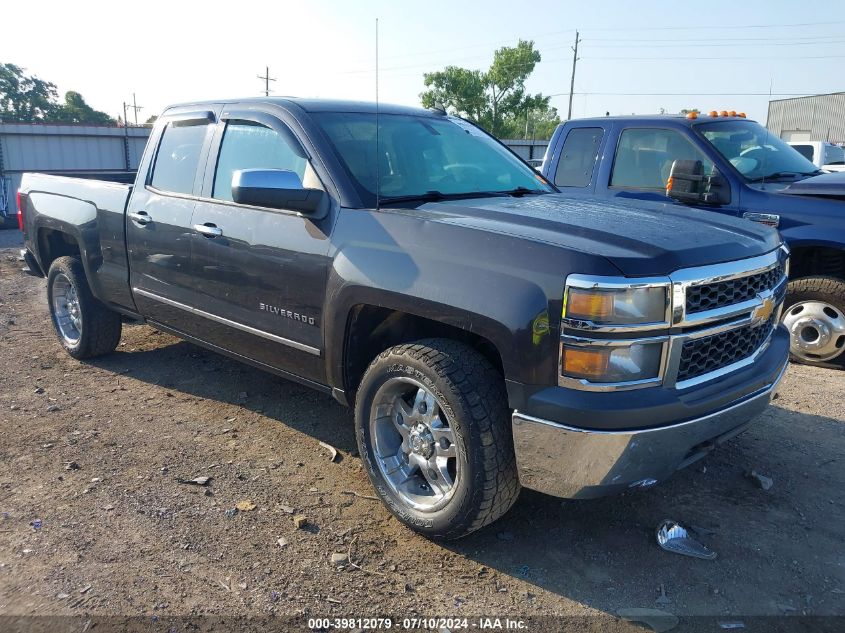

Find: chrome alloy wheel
[370,377,458,512]
[51,273,82,345]
[782,300,845,363]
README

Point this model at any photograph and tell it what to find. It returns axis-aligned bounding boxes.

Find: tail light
[16,190,24,232]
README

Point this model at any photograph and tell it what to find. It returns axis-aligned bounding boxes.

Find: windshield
[697,120,820,182]
[314,112,553,206]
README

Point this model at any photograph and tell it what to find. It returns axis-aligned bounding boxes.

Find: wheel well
[790,246,845,281]
[37,229,81,271]
[343,305,505,398]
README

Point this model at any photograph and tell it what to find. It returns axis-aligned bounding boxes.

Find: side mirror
[666,159,730,206]
[231,169,327,218]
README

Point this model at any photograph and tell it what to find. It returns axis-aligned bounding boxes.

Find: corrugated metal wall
[0,124,150,216]
[766,93,845,144]
[501,139,550,161]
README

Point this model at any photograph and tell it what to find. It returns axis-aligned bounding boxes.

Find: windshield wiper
[378,189,541,205]
[491,186,547,197]
[747,170,822,183]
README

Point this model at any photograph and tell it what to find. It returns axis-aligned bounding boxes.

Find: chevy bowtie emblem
[751,294,775,325]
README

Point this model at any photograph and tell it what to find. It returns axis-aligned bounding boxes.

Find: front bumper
[512,339,788,499]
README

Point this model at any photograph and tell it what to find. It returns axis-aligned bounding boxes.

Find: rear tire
[47,256,122,359]
[782,277,845,369]
[355,338,520,540]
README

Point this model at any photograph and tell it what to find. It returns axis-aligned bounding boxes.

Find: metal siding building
[501,139,550,161]
[766,93,845,144]
[0,124,150,218]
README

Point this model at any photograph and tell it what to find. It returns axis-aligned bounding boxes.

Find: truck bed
[19,172,135,311]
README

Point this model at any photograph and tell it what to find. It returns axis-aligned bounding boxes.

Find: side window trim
[553,126,605,188]
[201,110,310,201]
[608,126,712,192]
[146,109,218,196]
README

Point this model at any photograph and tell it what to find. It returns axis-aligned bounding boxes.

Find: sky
[3,0,845,127]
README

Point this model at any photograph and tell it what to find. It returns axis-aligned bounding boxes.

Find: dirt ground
[0,229,843,631]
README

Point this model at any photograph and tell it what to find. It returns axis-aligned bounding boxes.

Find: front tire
[47,256,122,359]
[355,339,520,540]
[781,277,845,368]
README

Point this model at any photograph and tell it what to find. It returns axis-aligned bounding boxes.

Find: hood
[407,193,780,276]
[781,171,845,198]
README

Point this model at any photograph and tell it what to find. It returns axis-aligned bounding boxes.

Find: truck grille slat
[677,319,773,382]
[686,263,784,315]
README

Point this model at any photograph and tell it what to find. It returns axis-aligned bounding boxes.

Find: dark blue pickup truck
[542,114,845,367]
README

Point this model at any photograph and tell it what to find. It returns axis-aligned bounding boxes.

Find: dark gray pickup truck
[18,98,790,539]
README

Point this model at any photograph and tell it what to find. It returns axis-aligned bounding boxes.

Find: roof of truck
[568,114,755,126]
[166,97,440,117]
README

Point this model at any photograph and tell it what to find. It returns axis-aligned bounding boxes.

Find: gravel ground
[0,230,843,631]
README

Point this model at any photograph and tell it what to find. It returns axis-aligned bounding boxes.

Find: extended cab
[19,99,789,538]
[542,114,845,367]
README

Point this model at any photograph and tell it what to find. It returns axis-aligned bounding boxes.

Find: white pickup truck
[788,141,845,173]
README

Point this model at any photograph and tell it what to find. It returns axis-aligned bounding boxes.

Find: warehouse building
[0,124,150,225]
[766,92,845,144]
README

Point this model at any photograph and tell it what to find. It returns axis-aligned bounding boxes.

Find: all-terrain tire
[47,256,122,359]
[355,338,520,540]
[782,276,845,369]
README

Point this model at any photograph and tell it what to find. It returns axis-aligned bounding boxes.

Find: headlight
[564,286,667,326]
[561,340,664,383]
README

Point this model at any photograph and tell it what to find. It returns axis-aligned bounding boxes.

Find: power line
[582,39,845,49]
[586,54,845,61]
[547,91,830,97]
[580,19,845,31]
[585,33,845,43]
[337,19,845,69]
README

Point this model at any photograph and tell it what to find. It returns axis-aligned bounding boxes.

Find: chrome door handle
[194,223,223,238]
[128,211,152,225]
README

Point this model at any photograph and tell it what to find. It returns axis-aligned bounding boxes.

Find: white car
[788,141,845,173]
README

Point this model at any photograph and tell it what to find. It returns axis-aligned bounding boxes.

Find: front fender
[779,225,845,253]
[322,208,619,393]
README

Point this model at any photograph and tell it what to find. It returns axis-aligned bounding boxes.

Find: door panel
[127,113,217,330]
[189,201,331,380]
[188,114,333,383]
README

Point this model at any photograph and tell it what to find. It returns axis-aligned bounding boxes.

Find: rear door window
[553,127,604,187]
[150,122,210,195]
[611,128,712,190]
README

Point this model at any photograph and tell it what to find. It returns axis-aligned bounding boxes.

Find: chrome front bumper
[512,359,788,499]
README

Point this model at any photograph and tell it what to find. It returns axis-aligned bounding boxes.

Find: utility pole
[127,93,143,126]
[258,66,276,97]
[121,102,130,170]
[567,30,580,121]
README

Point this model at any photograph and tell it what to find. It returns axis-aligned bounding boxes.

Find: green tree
[421,40,560,139]
[0,63,58,122]
[1,63,116,125]
[52,91,115,125]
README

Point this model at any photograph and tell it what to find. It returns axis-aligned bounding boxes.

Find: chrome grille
[686,262,785,315]
[677,319,774,383]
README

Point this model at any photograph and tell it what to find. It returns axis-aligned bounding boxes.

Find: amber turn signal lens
[566,289,614,321]
[562,347,610,380]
